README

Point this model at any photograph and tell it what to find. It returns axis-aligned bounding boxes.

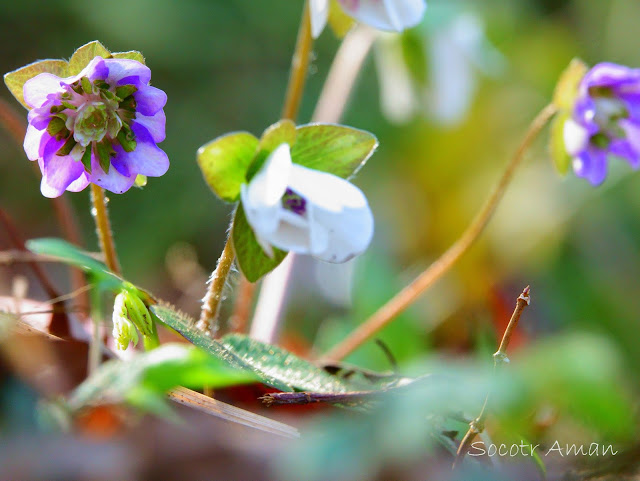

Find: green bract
[3,40,145,110]
[197,120,378,282]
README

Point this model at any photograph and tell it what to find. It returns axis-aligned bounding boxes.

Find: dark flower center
[282,188,307,216]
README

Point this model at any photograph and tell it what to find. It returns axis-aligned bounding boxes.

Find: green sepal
[134,175,147,188]
[197,131,259,202]
[68,41,111,75]
[291,123,378,178]
[81,145,92,173]
[4,59,69,109]
[96,140,114,173]
[80,76,93,94]
[46,117,66,138]
[115,84,137,101]
[246,119,297,181]
[553,58,588,111]
[231,204,288,282]
[56,136,77,156]
[111,51,146,64]
[117,127,137,152]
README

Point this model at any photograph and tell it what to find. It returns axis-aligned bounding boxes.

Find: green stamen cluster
[46,76,138,174]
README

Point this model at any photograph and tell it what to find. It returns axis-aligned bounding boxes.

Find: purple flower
[563,62,640,185]
[22,56,168,197]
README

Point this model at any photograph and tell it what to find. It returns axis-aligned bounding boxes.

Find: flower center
[281,188,307,216]
[46,76,138,174]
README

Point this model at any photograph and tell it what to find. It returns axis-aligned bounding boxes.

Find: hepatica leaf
[111,50,146,64]
[246,119,297,180]
[197,131,259,202]
[231,204,288,282]
[68,40,112,75]
[221,333,370,393]
[291,124,378,179]
[4,59,69,109]
[26,237,123,290]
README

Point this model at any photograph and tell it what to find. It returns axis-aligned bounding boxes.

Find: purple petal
[133,85,167,116]
[112,123,169,177]
[609,138,639,167]
[24,127,51,161]
[88,150,136,194]
[582,62,640,90]
[23,73,65,109]
[104,59,151,86]
[573,149,608,185]
[40,136,86,198]
[133,110,166,143]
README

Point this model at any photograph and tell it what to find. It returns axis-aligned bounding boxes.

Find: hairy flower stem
[0,97,88,316]
[198,236,235,334]
[452,286,531,469]
[322,104,557,362]
[234,1,314,334]
[90,184,121,275]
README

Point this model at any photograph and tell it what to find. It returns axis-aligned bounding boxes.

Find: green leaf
[231,204,288,282]
[150,304,290,391]
[291,124,378,179]
[553,58,588,111]
[328,0,355,38]
[4,59,69,109]
[68,40,112,75]
[246,119,297,180]
[26,237,122,290]
[222,333,370,393]
[66,344,255,413]
[111,51,145,64]
[197,131,259,202]
[549,111,572,176]
[401,28,428,85]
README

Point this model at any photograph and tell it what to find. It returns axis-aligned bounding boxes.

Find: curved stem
[281,0,313,121]
[198,235,235,334]
[90,184,121,275]
[322,104,557,362]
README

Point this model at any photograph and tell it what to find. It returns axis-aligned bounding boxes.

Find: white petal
[241,184,282,238]
[563,118,589,156]
[310,197,374,263]
[23,123,47,160]
[245,143,291,208]
[23,73,64,109]
[288,164,369,212]
[309,0,330,38]
[339,0,426,32]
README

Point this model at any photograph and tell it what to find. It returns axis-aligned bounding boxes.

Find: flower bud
[112,292,139,350]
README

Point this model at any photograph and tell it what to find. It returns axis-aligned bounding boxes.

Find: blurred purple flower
[23,57,168,197]
[564,62,640,185]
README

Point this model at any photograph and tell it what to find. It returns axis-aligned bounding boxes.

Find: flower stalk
[322,103,557,362]
[90,183,121,275]
[198,235,235,334]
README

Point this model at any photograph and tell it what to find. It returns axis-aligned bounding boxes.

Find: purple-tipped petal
[89,151,136,194]
[581,62,640,90]
[24,126,50,161]
[134,85,167,116]
[40,136,86,197]
[573,149,608,186]
[133,110,166,143]
[23,74,65,109]
[609,138,639,167]
[112,123,169,177]
[104,58,151,86]
[66,172,90,192]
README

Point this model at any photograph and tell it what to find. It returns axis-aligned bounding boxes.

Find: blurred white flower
[374,13,505,125]
[240,143,374,263]
[309,0,427,38]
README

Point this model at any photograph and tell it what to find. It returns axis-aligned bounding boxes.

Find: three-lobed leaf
[291,123,378,179]
[67,40,111,75]
[246,119,297,181]
[4,60,69,109]
[197,132,259,202]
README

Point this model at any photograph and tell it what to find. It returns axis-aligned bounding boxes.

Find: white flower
[309,0,427,38]
[240,143,374,263]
